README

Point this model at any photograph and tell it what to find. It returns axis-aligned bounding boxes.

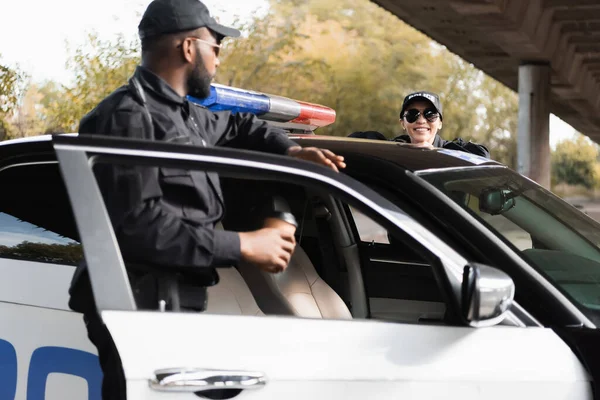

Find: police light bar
[188,84,336,131]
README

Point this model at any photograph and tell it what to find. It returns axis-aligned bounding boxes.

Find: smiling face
[400,100,442,145]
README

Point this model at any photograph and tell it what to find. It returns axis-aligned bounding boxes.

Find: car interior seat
[235,192,352,319]
[237,244,352,319]
[215,178,352,319]
[205,266,264,316]
[204,222,264,316]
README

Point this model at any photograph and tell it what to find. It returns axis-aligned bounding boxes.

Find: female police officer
[393,91,490,158]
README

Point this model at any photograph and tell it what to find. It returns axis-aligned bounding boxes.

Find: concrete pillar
[517,63,551,189]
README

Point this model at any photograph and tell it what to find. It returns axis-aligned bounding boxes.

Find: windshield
[418,166,600,324]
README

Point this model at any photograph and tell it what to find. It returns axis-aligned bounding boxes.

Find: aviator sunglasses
[177,37,222,57]
[403,108,440,123]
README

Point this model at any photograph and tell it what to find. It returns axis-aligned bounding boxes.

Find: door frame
[52,134,475,321]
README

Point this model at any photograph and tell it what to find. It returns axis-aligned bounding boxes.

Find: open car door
[53,135,593,400]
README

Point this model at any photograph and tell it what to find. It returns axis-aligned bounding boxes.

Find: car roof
[0,133,500,172]
[0,135,58,167]
[290,134,501,171]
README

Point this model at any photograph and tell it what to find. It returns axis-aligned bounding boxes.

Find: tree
[0,241,82,265]
[5,0,520,167]
[219,0,441,137]
[9,83,51,137]
[42,33,140,133]
[552,135,600,189]
[0,56,25,140]
[218,0,518,164]
[466,74,518,167]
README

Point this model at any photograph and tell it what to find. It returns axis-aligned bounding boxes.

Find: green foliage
[0,58,20,114]
[4,0,518,166]
[552,135,600,189]
[9,83,56,137]
[0,56,25,140]
[42,33,140,133]
[218,0,517,165]
[0,241,83,265]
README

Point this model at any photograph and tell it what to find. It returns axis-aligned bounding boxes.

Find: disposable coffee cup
[263,211,298,236]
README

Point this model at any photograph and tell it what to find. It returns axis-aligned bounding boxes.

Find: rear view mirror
[461,263,515,328]
[479,187,515,215]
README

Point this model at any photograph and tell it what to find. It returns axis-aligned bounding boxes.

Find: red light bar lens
[291,101,336,127]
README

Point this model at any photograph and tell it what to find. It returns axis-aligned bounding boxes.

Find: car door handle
[149,368,267,393]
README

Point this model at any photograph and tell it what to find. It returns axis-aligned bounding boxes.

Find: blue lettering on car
[28,346,102,400]
[0,339,17,399]
[0,340,101,400]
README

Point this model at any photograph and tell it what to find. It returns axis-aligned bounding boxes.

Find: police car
[0,84,598,400]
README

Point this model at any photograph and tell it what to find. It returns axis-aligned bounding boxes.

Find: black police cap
[138,0,241,40]
[399,91,443,120]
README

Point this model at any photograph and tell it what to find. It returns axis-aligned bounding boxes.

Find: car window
[345,206,445,324]
[0,163,83,266]
[349,206,389,244]
[0,212,81,265]
[86,157,458,325]
[419,166,600,325]
[464,193,532,250]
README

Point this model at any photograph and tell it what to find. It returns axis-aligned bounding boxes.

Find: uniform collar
[432,134,445,147]
[134,65,186,106]
[393,134,444,146]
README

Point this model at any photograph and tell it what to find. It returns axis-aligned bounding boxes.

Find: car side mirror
[461,263,515,327]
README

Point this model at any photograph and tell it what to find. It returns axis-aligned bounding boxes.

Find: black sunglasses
[403,108,440,123]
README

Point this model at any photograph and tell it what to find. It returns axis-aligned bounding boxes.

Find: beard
[186,55,213,99]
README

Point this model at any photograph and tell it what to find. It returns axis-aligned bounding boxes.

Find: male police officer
[68,0,345,398]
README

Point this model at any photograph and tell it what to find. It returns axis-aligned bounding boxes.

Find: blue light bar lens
[188,85,270,115]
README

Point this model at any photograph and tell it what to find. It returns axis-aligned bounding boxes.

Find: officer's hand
[239,228,296,273]
[286,146,346,172]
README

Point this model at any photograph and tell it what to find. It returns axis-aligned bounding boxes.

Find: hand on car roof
[286,146,346,172]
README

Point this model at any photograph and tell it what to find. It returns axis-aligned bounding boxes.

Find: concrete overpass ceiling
[371,0,600,139]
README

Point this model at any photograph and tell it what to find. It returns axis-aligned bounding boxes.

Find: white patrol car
[0,85,598,400]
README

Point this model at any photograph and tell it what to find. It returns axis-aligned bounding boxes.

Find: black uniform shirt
[392,134,490,158]
[78,66,297,269]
